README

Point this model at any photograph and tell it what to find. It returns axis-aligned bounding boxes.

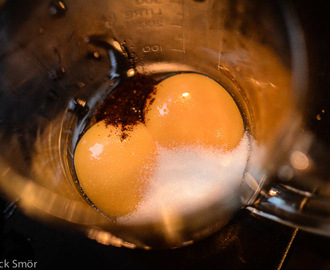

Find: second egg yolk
[145,73,244,150]
[74,121,156,217]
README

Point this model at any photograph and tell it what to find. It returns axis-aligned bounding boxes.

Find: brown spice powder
[94,74,156,139]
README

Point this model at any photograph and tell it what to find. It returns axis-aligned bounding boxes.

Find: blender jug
[0,0,328,249]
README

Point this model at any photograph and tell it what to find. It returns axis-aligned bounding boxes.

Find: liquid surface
[74,73,246,219]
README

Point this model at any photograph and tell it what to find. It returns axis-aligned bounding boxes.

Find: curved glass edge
[248,182,330,237]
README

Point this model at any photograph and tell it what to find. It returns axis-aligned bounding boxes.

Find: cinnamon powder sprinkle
[94,74,156,139]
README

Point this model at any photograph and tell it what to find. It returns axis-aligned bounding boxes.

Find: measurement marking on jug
[143,45,163,53]
[161,1,185,54]
[138,20,163,28]
[171,48,184,53]
[125,8,162,20]
[180,0,185,54]
[169,23,183,28]
[217,34,224,69]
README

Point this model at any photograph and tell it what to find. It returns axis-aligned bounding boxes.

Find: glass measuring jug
[0,0,328,249]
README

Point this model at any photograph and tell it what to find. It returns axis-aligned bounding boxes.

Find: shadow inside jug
[0,0,306,248]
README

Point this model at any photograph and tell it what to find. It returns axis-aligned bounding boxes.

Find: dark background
[1,0,330,269]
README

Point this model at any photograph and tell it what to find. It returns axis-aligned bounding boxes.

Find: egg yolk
[145,73,244,150]
[74,73,245,218]
[74,121,156,217]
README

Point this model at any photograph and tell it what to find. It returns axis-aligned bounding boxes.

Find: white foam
[118,133,251,224]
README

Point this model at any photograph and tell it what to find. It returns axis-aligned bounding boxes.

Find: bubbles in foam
[118,132,251,224]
